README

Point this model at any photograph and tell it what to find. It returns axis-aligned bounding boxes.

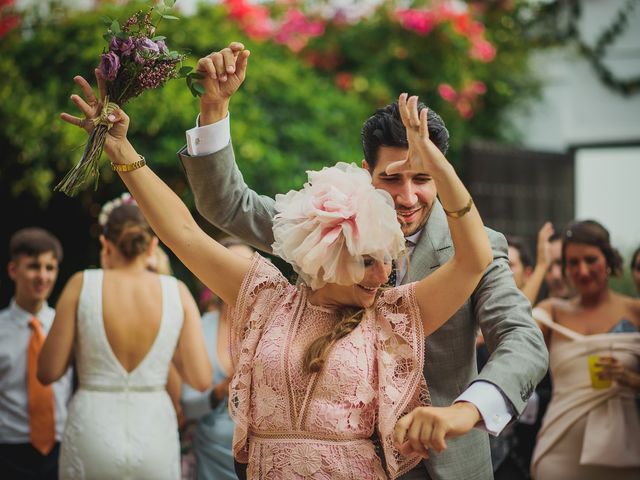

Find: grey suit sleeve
[473,229,549,414]
[178,143,276,253]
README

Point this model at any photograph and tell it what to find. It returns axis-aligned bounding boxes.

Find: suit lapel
[404,200,453,284]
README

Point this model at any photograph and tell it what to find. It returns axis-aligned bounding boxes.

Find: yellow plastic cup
[587,355,612,389]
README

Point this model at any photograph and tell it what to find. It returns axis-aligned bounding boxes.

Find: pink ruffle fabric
[272,162,405,290]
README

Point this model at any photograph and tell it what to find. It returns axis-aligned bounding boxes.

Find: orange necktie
[27,317,56,455]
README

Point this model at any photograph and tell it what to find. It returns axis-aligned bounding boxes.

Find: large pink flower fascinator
[272,162,405,290]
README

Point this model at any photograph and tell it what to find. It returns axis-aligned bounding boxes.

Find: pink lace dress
[228,254,430,479]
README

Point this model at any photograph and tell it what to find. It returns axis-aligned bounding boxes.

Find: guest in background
[543,232,573,301]
[531,220,640,480]
[181,237,254,480]
[508,223,554,305]
[477,222,553,479]
[0,228,72,480]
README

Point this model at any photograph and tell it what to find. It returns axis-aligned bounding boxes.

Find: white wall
[575,147,640,253]
[511,0,640,251]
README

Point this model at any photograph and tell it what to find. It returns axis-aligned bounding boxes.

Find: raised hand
[536,222,554,269]
[59,69,129,149]
[196,42,250,123]
[386,93,449,176]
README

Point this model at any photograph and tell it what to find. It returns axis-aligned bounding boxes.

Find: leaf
[102,16,113,25]
[188,71,205,79]
[103,33,113,42]
[116,32,129,40]
[192,83,206,95]
[110,20,121,34]
[161,15,180,21]
[179,66,193,76]
[165,0,176,8]
[151,36,167,41]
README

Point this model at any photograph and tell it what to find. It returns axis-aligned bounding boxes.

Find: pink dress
[228,254,430,479]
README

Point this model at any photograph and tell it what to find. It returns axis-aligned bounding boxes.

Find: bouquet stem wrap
[55,97,119,196]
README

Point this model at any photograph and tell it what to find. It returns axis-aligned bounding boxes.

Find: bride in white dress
[38,200,212,479]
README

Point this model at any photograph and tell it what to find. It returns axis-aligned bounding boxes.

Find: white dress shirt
[185,116,514,435]
[0,299,73,443]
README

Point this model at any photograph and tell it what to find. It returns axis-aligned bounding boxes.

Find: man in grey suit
[178,43,547,479]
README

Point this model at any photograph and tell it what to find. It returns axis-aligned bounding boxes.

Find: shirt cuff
[454,380,513,436]
[185,113,231,156]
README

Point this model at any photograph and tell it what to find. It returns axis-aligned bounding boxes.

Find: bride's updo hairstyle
[100,194,154,261]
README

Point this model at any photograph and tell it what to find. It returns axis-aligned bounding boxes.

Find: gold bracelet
[443,197,474,219]
[111,155,146,172]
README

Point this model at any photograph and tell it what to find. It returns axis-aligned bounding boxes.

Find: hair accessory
[111,155,146,173]
[272,162,406,290]
[443,197,473,219]
[98,192,137,227]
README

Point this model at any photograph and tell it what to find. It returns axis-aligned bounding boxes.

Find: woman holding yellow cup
[530,220,640,480]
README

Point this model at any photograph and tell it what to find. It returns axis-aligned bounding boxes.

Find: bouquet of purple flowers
[55,0,193,196]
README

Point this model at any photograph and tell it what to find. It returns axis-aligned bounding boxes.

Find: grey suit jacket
[179,143,548,480]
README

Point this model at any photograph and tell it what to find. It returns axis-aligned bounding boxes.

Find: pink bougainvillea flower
[438,83,458,102]
[438,81,488,119]
[224,0,274,40]
[470,38,496,62]
[275,8,325,52]
[396,8,438,36]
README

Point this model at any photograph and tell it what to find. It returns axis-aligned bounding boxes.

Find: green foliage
[0,0,540,208]
[0,1,369,208]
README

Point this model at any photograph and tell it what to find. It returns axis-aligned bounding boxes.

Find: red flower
[0,14,20,38]
[335,72,353,91]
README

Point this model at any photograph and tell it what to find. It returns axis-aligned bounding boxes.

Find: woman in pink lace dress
[62,66,493,478]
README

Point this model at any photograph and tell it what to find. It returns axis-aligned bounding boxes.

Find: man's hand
[386,93,449,176]
[196,42,250,125]
[393,402,481,458]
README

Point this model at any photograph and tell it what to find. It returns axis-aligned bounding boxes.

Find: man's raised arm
[177,43,276,253]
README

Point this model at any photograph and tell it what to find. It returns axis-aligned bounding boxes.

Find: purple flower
[156,39,168,54]
[110,36,135,56]
[99,51,120,81]
[137,37,160,54]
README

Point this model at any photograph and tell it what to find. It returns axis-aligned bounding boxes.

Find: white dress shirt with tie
[0,299,73,444]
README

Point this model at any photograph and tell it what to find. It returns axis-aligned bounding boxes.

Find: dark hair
[103,204,154,261]
[561,220,623,276]
[361,101,449,171]
[631,246,640,271]
[548,232,562,243]
[10,227,63,262]
[506,236,533,269]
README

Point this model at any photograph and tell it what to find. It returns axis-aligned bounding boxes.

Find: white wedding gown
[59,269,183,480]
